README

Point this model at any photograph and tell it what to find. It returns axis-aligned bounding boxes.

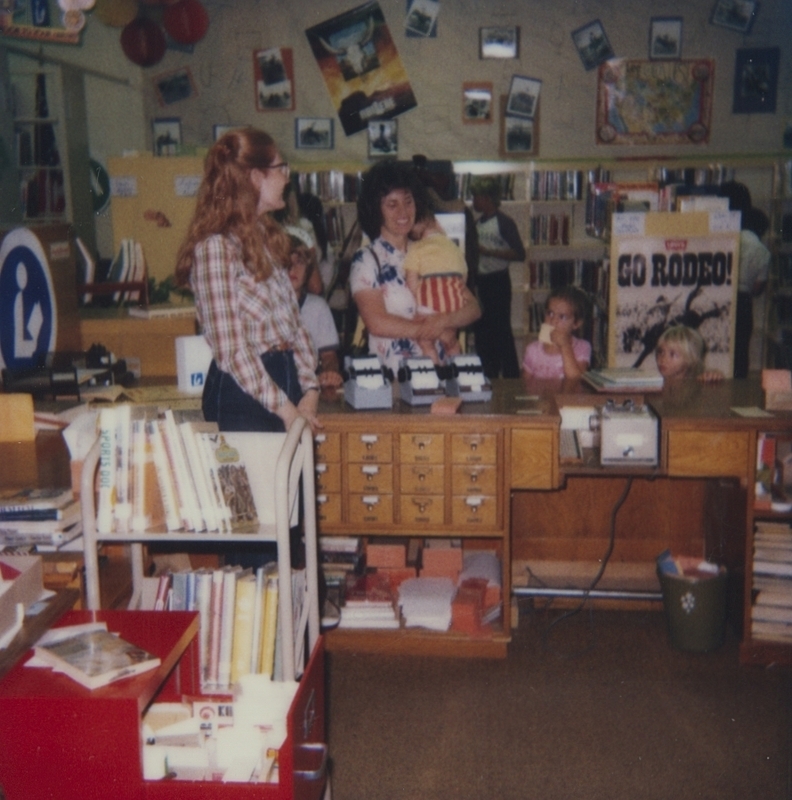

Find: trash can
[657,566,728,652]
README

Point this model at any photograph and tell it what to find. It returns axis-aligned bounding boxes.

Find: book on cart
[0,488,76,522]
[33,623,161,690]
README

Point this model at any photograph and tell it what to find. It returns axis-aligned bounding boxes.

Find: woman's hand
[297,388,323,432]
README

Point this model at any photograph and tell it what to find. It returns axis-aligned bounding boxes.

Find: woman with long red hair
[175,127,320,432]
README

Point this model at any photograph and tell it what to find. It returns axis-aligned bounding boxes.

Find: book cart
[0,417,327,800]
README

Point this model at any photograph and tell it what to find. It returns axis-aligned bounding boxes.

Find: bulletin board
[108,154,204,284]
[608,211,740,377]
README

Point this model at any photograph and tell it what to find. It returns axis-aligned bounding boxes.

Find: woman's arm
[354,286,425,340]
[415,287,481,341]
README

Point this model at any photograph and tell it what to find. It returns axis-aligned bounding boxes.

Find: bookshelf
[764,159,792,369]
[79,417,320,684]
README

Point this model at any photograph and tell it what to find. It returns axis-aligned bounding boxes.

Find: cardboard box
[175,335,213,395]
[366,543,406,569]
[0,555,44,642]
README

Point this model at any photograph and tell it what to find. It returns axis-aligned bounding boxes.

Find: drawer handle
[361,434,378,450]
[469,471,479,483]
[315,463,327,474]
[465,496,483,508]
[317,494,328,505]
[412,435,433,450]
[412,497,433,513]
[294,742,328,782]
[362,495,380,510]
[315,434,327,443]
[362,465,380,477]
[412,466,432,482]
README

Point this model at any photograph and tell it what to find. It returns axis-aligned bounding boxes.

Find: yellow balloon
[94,0,139,28]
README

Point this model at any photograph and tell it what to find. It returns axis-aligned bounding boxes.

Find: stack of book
[94,405,261,535]
[147,563,309,687]
[751,521,792,642]
[319,535,363,587]
[582,368,664,393]
[339,571,399,629]
[0,487,82,551]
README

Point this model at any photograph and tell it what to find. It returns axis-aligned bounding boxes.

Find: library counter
[315,376,792,665]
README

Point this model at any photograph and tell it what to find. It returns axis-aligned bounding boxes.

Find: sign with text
[608,212,739,376]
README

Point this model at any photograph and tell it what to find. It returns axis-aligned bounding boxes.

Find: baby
[522,286,592,380]
[654,325,724,383]
[404,211,469,363]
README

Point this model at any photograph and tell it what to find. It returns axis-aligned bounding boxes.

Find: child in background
[654,325,724,383]
[522,286,592,380]
[404,210,469,363]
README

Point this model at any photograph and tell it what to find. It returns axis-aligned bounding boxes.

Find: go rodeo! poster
[609,211,740,376]
[306,1,417,137]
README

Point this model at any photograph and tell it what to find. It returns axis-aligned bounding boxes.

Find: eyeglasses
[268,161,290,176]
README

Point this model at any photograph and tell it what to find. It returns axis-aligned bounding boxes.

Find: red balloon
[162,0,209,45]
[120,18,167,67]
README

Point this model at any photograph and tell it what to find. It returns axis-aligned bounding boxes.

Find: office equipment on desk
[343,355,393,409]
[599,399,658,466]
[559,428,581,462]
[442,355,492,403]
[175,334,212,395]
[398,357,446,406]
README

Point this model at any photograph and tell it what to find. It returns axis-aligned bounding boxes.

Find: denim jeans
[202,350,303,432]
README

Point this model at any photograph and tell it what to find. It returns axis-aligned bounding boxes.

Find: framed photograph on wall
[295,117,335,149]
[506,75,541,120]
[499,95,538,157]
[571,19,614,71]
[710,0,759,34]
[733,47,779,114]
[368,120,398,158]
[462,82,493,123]
[649,17,682,60]
[405,0,439,37]
[213,124,235,141]
[152,118,181,156]
[153,67,197,106]
[479,26,519,59]
[253,47,295,111]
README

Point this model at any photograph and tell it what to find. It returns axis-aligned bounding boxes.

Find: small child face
[544,298,579,336]
[655,340,689,380]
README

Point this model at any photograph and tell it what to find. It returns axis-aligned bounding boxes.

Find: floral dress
[349,237,424,373]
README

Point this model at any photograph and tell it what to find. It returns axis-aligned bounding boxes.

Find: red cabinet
[0,611,326,800]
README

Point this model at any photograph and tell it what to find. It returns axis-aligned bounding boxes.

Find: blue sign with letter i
[0,229,57,371]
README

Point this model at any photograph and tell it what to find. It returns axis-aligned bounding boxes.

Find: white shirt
[299,293,339,361]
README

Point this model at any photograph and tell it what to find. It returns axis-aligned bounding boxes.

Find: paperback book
[34,627,161,690]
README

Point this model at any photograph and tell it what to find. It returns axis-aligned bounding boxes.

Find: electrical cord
[540,477,634,658]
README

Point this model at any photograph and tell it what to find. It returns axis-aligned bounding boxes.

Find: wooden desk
[316,377,792,665]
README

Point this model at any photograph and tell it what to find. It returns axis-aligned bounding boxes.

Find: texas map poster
[608,211,739,376]
[306,1,417,136]
[596,59,714,145]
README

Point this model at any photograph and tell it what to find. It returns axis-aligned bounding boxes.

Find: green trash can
[657,566,728,653]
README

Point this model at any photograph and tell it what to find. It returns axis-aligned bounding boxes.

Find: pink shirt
[522,337,592,379]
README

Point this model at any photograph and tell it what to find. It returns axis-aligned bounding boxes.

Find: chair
[0,393,35,442]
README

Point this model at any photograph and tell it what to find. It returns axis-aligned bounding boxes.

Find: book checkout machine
[343,354,492,409]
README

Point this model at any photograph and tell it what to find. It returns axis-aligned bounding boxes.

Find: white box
[175,335,213,395]
[0,555,44,643]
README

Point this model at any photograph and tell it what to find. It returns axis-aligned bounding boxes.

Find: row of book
[455,172,518,202]
[146,563,308,688]
[529,169,588,202]
[751,520,792,643]
[529,212,571,247]
[526,258,609,297]
[0,486,82,550]
[293,169,364,203]
[95,405,260,535]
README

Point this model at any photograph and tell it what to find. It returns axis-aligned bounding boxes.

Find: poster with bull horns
[608,210,740,376]
[306,1,417,137]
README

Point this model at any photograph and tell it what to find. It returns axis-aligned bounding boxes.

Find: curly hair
[356,160,429,240]
[175,127,290,286]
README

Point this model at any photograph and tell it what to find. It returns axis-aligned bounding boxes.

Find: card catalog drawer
[400,494,445,526]
[316,493,341,525]
[347,433,393,463]
[348,494,393,525]
[315,462,341,493]
[400,463,445,494]
[451,464,497,495]
[314,432,340,463]
[451,495,498,528]
[451,433,497,464]
[400,433,445,463]
[347,463,394,494]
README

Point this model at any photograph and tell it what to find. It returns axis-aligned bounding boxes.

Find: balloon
[120,17,167,67]
[162,0,208,45]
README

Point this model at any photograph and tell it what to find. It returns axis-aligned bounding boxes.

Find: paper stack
[398,577,456,631]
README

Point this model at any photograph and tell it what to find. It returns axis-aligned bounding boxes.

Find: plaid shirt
[190,234,318,411]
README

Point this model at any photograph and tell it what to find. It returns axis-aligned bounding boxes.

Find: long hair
[356,161,428,240]
[657,325,705,377]
[175,127,290,286]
